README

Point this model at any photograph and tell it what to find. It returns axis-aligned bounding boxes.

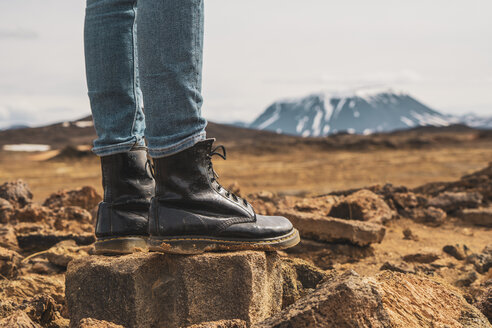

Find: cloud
[0,28,39,40]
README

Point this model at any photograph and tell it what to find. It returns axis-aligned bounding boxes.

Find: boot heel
[95,236,149,255]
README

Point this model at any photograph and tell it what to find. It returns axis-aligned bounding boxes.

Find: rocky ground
[0,163,491,327]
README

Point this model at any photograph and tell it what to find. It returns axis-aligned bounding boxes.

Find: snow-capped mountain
[249,90,456,136]
[459,113,492,129]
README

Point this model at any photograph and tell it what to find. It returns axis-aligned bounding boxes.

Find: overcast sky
[0,0,491,128]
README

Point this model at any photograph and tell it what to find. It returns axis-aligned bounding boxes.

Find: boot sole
[94,236,149,255]
[148,229,300,254]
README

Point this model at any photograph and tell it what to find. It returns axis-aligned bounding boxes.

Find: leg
[85,0,145,155]
[137,0,207,157]
[85,0,155,254]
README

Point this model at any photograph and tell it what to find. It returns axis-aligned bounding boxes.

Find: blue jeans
[84,0,207,158]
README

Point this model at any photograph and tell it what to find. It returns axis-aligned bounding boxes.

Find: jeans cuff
[148,131,207,158]
[92,137,145,156]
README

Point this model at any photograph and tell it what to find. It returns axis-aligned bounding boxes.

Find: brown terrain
[0,120,491,327]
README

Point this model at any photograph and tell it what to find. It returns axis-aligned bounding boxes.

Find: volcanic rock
[380,261,416,274]
[187,320,247,328]
[459,207,492,227]
[328,189,394,223]
[402,250,440,264]
[0,310,42,328]
[280,210,385,246]
[476,287,492,324]
[0,198,14,223]
[78,318,124,328]
[0,246,23,279]
[43,186,101,212]
[66,251,283,328]
[0,225,19,251]
[455,271,478,287]
[406,206,447,226]
[256,270,491,328]
[467,245,492,274]
[45,240,90,268]
[280,257,329,308]
[443,244,469,261]
[428,191,483,212]
[0,180,33,208]
[14,204,53,223]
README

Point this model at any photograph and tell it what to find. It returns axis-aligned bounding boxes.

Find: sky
[0,0,491,129]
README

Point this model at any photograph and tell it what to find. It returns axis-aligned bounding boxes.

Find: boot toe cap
[219,214,294,239]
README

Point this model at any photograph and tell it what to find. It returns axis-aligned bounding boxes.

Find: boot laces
[208,145,249,206]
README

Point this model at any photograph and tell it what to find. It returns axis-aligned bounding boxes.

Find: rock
[459,207,492,227]
[467,246,492,274]
[280,257,329,308]
[455,271,478,287]
[187,320,247,328]
[475,287,492,323]
[17,232,95,253]
[406,206,447,226]
[0,225,20,251]
[380,261,416,274]
[428,191,483,212]
[55,206,93,224]
[66,251,282,328]
[0,246,23,279]
[279,210,385,246]
[0,310,42,328]
[402,251,440,264]
[45,240,90,268]
[0,180,33,208]
[402,228,418,241]
[256,270,491,328]
[284,239,374,270]
[328,189,394,223]
[14,204,54,223]
[78,318,124,328]
[0,273,65,305]
[0,198,14,223]
[43,186,102,212]
[443,244,469,261]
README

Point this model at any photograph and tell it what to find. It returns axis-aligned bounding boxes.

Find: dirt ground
[0,141,491,202]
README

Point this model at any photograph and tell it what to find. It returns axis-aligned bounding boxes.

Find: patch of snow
[257,104,281,130]
[349,100,356,108]
[311,108,323,136]
[353,110,360,118]
[347,128,356,134]
[276,128,282,134]
[62,122,70,128]
[332,98,346,120]
[323,125,331,135]
[400,116,415,127]
[296,116,309,133]
[74,121,94,128]
[301,130,311,137]
[3,144,51,152]
[363,129,373,135]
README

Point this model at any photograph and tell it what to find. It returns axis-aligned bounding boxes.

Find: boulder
[328,189,394,223]
[43,186,102,212]
[459,207,492,227]
[14,204,54,223]
[279,210,385,246]
[66,251,283,328]
[257,270,491,328]
[0,180,33,208]
[428,191,483,212]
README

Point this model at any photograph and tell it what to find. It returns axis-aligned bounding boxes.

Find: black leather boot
[94,147,155,254]
[148,139,300,254]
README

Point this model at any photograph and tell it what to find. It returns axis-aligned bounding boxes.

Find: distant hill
[249,90,460,136]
